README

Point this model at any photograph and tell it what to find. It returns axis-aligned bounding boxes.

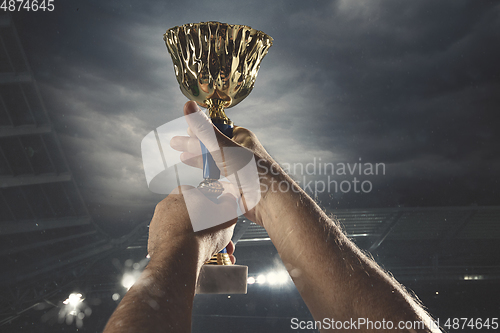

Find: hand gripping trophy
[163,22,273,294]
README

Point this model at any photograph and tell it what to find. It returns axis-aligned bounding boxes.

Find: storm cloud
[11,0,500,232]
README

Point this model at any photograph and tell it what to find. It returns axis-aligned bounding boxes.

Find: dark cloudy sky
[12,0,500,233]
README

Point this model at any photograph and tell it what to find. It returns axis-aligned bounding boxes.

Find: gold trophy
[164,22,272,294]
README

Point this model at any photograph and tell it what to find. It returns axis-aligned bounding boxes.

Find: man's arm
[176,101,442,332]
[255,167,439,332]
[103,188,237,333]
[102,237,201,333]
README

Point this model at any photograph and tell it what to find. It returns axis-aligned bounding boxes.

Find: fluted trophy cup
[164,22,273,294]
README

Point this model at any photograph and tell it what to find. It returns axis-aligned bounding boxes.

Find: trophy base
[195,264,248,294]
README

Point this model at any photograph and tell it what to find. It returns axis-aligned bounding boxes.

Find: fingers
[183,101,219,151]
[171,133,203,169]
[187,126,196,138]
[221,239,235,264]
[226,240,235,255]
[170,135,202,155]
[226,240,236,265]
[183,101,234,151]
[217,193,239,220]
[180,152,203,169]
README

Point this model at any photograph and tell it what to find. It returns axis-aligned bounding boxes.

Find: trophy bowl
[164,22,273,122]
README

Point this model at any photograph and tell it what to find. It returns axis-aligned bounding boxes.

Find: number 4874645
[443,318,498,330]
[1,0,55,11]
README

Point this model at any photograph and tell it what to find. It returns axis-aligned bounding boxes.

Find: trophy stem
[206,251,232,265]
[205,99,232,125]
[198,98,235,267]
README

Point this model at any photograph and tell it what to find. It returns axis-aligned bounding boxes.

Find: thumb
[183,101,233,152]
